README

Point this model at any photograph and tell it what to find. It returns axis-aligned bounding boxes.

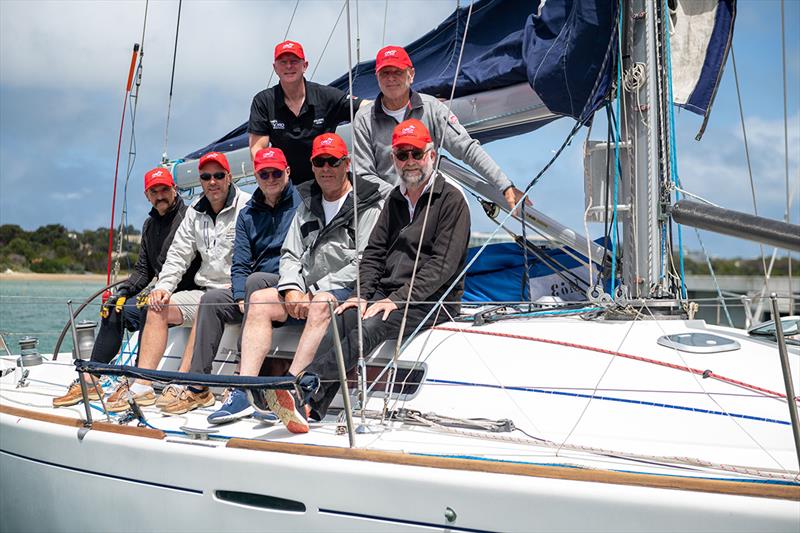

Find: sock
[129,382,153,395]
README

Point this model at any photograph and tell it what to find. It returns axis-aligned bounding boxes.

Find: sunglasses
[393,149,429,162]
[257,169,284,180]
[199,171,228,181]
[311,156,346,168]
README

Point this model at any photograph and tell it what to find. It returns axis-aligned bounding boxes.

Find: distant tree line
[0,223,793,276]
[0,224,140,274]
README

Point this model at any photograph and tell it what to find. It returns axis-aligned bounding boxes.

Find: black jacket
[359,175,470,311]
[117,197,200,297]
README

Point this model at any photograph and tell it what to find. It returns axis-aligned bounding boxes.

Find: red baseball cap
[144,167,174,191]
[392,119,432,150]
[198,151,230,172]
[311,133,348,160]
[274,40,305,61]
[254,147,288,173]
[376,46,413,72]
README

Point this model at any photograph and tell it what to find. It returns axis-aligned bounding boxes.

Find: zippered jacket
[358,174,470,310]
[352,90,513,192]
[155,185,251,293]
[118,197,201,297]
[277,175,386,295]
[231,183,301,301]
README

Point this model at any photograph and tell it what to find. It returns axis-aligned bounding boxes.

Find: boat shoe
[52,379,102,407]
[155,384,184,409]
[161,388,215,415]
[207,388,254,425]
[105,383,157,412]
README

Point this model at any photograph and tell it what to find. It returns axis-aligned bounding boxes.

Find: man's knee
[307,292,336,325]
[245,272,279,298]
[246,287,282,317]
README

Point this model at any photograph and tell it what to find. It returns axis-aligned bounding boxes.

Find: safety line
[432,326,792,400]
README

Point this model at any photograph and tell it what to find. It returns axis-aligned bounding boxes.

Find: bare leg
[239,288,287,376]
[177,321,198,373]
[289,292,336,376]
[135,301,184,386]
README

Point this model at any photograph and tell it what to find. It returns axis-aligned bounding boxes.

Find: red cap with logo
[375,45,413,72]
[198,151,230,172]
[311,133,348,160]
[144,167,175,191]
[274,40,305,61]
[254,147,289,173]
[392,119,432,149]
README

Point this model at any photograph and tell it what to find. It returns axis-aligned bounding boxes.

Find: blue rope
[610,4,623,299]
[663,0,687,299]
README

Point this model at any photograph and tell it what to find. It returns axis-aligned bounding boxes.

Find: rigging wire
[779,0,795,317]
[265,0,300,89]
[309,1,347,81]
[161,0,182,162]
[381,0,389,46]
[609,0,623,299]
[730,46,771,319]
[386,0,476,408]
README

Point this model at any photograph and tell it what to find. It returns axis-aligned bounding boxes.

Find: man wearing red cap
[353,45,528,211]
[302,119,470,423]
[248,40,366,186]
[165,147,302,419]
[53,167,201,407]
[224,133,387,431]
[104,152,251,412]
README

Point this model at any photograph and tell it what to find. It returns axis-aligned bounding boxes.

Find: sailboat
[2,0,798,531]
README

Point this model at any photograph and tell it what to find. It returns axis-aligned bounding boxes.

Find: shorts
[169,289,205,327]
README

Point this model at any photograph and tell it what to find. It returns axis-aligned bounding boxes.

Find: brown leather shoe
[161,388,215,415]
[52,379,101,407]
[105,382,156,412]
[155,384,183,409]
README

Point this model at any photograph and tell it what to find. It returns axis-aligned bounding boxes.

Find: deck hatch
[214,490,306,512]
[656,333,740,353]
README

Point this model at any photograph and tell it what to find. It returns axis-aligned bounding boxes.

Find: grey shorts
[169,289,205,327]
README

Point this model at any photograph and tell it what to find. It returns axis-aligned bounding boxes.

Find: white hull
[1,316,798,531]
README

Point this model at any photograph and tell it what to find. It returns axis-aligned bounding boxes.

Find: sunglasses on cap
[199,171,228,181]
[257,169,284,180]
[393,148,430,162]
[311,156,347,168]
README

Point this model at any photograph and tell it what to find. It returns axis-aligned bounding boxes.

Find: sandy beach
[0,272,112,282]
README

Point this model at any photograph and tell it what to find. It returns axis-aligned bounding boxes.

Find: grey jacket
[155,185,251,293]
[278,175,385,294]
[352,90,513,191]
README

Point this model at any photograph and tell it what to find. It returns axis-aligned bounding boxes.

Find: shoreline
[0,272,112,282]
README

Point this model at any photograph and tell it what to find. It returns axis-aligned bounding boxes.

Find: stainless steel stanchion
[67,301,93,427]
[769,293,800,469]
[328,301,356,447]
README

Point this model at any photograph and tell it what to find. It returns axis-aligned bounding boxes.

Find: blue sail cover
[185,0,618,159]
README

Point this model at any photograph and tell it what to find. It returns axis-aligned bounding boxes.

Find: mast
[619,0,673,300]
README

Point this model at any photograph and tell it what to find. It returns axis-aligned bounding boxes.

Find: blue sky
[0,0,797,260]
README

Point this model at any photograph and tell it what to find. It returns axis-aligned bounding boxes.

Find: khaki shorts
[169,290,205,327]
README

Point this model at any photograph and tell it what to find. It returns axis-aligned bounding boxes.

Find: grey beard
[399,165,432,188]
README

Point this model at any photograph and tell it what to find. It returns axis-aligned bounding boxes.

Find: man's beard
[399,163,432,188]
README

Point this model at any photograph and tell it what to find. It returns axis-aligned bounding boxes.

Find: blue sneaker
[206,388,253,425]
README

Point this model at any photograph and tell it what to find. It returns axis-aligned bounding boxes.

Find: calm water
[0,279,108,356]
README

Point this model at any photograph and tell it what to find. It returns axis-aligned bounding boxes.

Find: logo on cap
[264,150,275,157]
[384,49,397,57]
[282,43,294,49]
[401,125,416,135]
[320,137,334,146]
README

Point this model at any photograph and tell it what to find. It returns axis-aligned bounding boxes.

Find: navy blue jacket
[231,183,301,301]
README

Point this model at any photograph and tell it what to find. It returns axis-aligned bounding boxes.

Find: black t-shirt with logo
[248,79,361,185]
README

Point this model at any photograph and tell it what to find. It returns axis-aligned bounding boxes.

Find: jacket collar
[389,171,444,204]
[194,184,236,216]
[373,90,423,119]
[275,78,317,113]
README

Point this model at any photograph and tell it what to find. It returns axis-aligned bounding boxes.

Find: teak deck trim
[226,438,800,501]
[0,404,165,439]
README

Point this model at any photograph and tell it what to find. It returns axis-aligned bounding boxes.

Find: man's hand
[504,186,532,214]
[148,289,171,312]
[335,297,368,316]
[363,298,398,321]
[237,300,245,314]
[284,290,311,320]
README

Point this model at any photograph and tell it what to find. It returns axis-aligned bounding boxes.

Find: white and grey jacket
[277,175,386,295]
[352,90,513,191]
[155,185,251,293]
